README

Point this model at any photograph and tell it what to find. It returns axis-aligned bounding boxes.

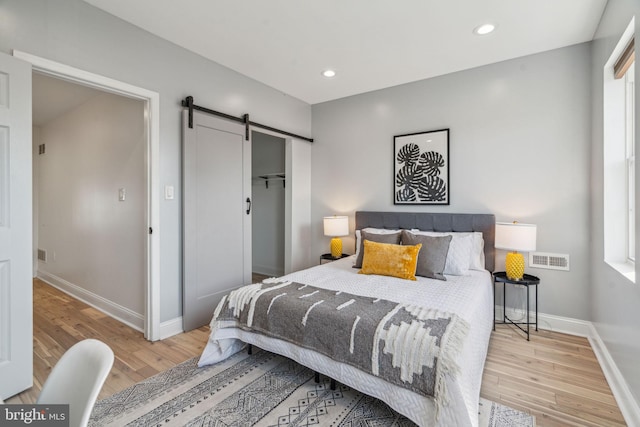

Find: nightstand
[320,253,350,264]
[493,271,540,341]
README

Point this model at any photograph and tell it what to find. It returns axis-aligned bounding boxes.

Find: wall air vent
[529,252,569,271]
[37,248,47,263]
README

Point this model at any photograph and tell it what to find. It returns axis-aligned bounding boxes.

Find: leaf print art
[394,130,449,205]
[396,143,420,167]
[419,151,445,176]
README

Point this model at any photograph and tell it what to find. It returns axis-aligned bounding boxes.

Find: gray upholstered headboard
[355,211,496,272]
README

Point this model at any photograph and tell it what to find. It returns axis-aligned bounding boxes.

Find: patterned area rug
[90,348,535,427]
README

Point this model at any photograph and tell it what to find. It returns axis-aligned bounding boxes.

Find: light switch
[165,185,174,200]
[119,188,126,201]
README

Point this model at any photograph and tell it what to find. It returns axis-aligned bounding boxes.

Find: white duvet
[198,256,493,427]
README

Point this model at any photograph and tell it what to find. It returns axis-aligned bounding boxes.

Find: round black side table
[319,253,350,264]
[493,271,540,341]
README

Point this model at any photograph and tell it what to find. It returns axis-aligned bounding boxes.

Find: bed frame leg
[330,378,336,390]
[314,371,320,383]
[247,344,252,355]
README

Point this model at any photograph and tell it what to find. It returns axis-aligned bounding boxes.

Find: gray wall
[311,43,592,320]
[0,0,312,322]
[35,92,146,316]
[252,132,285,277]
[590,0,640,404]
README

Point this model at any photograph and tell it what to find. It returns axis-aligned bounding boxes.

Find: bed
[198,211,495,427]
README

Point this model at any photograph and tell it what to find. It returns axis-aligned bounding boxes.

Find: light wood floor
[8,280,627,426]
[7,279,210,403]
[482,327,626,426]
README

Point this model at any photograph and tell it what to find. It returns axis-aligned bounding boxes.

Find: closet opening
[251,131,286,282]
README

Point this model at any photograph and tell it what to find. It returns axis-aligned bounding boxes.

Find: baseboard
[37,271,144,332]
[38,273,189,343]
[495,305,640,426]
[252,264,284,278]
[588,324,640,427]
[494,305,592,337]
[160,317,184,340]
[536,312,594,337]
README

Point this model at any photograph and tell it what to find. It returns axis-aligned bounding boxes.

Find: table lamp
[323,216,349,258]
[495,222,537,280]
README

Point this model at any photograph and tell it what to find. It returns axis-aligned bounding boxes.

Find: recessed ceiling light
[473,24,496,35]
[322,69,336,78]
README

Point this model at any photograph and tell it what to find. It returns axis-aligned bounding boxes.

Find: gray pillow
[353,230,402,268]
[401,230,452,280]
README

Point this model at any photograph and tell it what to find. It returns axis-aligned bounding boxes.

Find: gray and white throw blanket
[211,278,469,411]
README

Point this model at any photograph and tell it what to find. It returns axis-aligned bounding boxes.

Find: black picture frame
[393,128,449,205]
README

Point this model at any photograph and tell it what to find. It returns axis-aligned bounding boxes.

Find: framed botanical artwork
[394,128,449,205]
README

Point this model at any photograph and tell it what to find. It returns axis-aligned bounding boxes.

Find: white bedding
[198,256,493,427]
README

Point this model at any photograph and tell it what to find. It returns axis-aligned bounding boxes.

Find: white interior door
[0,52,33,398]
[182,110,251,331]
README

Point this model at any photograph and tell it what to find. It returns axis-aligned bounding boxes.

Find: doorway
[251,131,286,280]
[33,72,147,330]
[15,50,161,340]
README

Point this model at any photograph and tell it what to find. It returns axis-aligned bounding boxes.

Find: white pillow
[409,230,485,272]
[354,228,400,260]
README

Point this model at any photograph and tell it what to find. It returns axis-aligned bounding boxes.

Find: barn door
[182,110,251,331]
[0,52,33,399]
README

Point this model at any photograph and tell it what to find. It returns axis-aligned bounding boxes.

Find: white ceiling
[84,0,607,105]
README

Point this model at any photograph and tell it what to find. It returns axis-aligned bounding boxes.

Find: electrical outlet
[119,188,126,201]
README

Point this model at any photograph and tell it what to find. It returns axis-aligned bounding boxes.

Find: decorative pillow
[358,240,422,281]
[401,231,452,280]
[442,234,473,275]
[405,230,473,275]
[410,230,485,271]
[354,228,400,259]
[353,229,402,268]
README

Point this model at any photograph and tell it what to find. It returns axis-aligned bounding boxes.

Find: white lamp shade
[323,216,349,237]
[495,222,537,252]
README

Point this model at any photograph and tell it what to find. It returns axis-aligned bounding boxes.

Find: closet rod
[182,96,314,142]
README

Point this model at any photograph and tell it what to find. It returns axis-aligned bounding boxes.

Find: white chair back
[37,339,114,427]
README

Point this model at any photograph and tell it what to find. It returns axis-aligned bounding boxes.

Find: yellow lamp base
[330,237,343,258]
[505,251,525,280]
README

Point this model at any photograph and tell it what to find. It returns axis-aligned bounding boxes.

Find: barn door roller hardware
[181,96,313,143]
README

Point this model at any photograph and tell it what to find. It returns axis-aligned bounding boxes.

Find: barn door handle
[246,197,252,215]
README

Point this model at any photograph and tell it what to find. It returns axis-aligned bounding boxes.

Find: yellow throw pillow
[358,240,422,280]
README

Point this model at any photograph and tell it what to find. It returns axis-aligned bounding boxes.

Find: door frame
[13,50,161,341]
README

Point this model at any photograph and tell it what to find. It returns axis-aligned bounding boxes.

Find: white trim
[38,272,143,332]
[536,312,593,337]
[284,136,312,273]
[159,317,185,340]
[495,307,640,426]
[13,50,162,341]
[603,18,637,285]
[589,325,640,427]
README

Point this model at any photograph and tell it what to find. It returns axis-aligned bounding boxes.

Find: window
[625,62,635,262]
[604,18,635,282]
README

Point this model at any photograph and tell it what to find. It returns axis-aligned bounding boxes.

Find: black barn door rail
[181,96,313,143]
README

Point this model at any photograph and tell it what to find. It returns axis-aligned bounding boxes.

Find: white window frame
[603,18,635,283]
[626,62,635,263]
